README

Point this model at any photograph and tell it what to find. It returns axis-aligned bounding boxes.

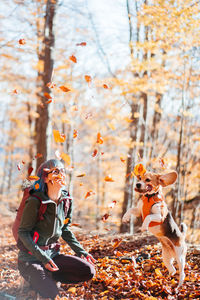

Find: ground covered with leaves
[0,216,200,300]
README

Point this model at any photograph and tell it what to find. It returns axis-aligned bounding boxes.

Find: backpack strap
[32,195,47,221]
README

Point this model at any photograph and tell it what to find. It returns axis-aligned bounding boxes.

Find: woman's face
[44,167,66,187]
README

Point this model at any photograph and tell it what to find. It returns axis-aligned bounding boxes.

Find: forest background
[0,0,199,244]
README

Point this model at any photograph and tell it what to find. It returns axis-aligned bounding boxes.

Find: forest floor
[0,215,200,300]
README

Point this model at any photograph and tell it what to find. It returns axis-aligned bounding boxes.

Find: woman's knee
[83,263,96,280]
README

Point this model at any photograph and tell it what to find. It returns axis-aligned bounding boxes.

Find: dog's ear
[158,171,177,187]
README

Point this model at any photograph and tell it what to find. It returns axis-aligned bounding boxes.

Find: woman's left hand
[81,254,96,265]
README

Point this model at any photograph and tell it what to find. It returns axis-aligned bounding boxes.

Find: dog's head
[134,167,177,195]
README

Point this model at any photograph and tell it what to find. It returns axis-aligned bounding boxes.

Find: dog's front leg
[122,207,140,223]
[141,213,162,231]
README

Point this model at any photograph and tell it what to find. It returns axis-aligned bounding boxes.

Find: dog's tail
[180,223,187,236]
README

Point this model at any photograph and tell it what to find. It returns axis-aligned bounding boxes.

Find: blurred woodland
[0,0,200,245]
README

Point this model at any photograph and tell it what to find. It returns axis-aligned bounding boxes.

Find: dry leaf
[73,129,78,138]
[103,84,109,89]
[76,173,86,177]
[112,238,122,249]
[69,55,77,63]
[120,156,126,163]
[53,129,66,143]
[35,153,43,159]
[13,89,18,94]
[59,86,71,93]
[102,213,110,222]
[84,190,95,199]
[19,39,26,45]
[104,175,114,182]
[61,153,71,165]
[17,163,21,171]
[67,287,76,293]
[97,132,103,144]
[44,92,52,99]
[92,149,98,157]
[85,75,92,83]
[76,42,87,46]
[133,164,146,176]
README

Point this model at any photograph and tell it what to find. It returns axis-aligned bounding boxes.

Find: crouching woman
[17,159,96,299]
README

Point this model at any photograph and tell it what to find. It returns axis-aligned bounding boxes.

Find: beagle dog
[122,168,187,287]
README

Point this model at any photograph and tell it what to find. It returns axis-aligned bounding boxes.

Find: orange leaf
[19,38,26,45]
[73,129,78,138]
[92,149,98,157]
[53,129,66,143]
[104,175,114,182]
[85,75,92,83]
[46,82,56,88]
[133,163,146,176]
[28,175,40,181]
[13,89,18,94]
[76,173,86,177]
[103,84,109,89]
[69,55,77,63]
[67,287,76,294]
[96,132,103,144]
[61,153,71,165]
[44,92,52,99]
[159,157,165,168]
[84,190,95,199]
[76,42,87,46]
[46,99,52,104]
[120,156,126,163]
[101,213,110,222]
[59,86,71,93]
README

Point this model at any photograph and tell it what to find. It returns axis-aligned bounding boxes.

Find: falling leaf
[97,132,103,144]
[92,149,98,157]
[159,158,165,168]
[46,99,52,104]
[46,82,56,88]
[17,163,21,171]
[79,182,83,186]
[120,156,126,163]
[103,84,109,89]
[44,92,52,99]
[85,75,92,83]
[133,164,146,177]
[76,42,87,46]
[64,218,69,224]
[71,223,81,227]
[61,153,71,165]
[28,167,33,176]
[22,160,25,164]
[69,55,77,63]
[18,39,26,45]
[76,173,86,177]
[104,175,114,182]
[53,129,66,143]
[124,117,133,123]
[35,153,43,159]
[102,213,110,222]
[13,89,18,94]
[28,175,40,181]
[71,105,78,111]
[84,190,95,199]
[73,129,78,138]
[101,152,104,155]
[34,183,40,190]
[59,86,71,93]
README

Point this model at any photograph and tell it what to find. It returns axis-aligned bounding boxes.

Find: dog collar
[144,192,159,200]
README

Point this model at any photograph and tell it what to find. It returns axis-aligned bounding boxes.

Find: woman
[18,159,96,299]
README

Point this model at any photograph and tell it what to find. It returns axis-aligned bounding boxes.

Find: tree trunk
[35,0,57,169]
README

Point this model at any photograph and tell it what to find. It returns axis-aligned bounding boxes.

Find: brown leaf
[19,39,26,45]
[85,75,92,83]
[92,149,98,157]
[101,213,110,222]
[112,238,122,249]
[76,42,87,46]
[35,153,43,159]
[103,84,109,89]
[76,173,86,177]
[69,55,77,63]
[59,86,71,93]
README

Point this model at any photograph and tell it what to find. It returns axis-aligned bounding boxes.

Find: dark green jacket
[18,190,88,265]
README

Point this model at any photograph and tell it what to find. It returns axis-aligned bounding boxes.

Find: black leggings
[18,254,96,299]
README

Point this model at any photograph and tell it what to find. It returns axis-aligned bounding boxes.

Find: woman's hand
[81,254,96,265]
[44,259,59,272]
